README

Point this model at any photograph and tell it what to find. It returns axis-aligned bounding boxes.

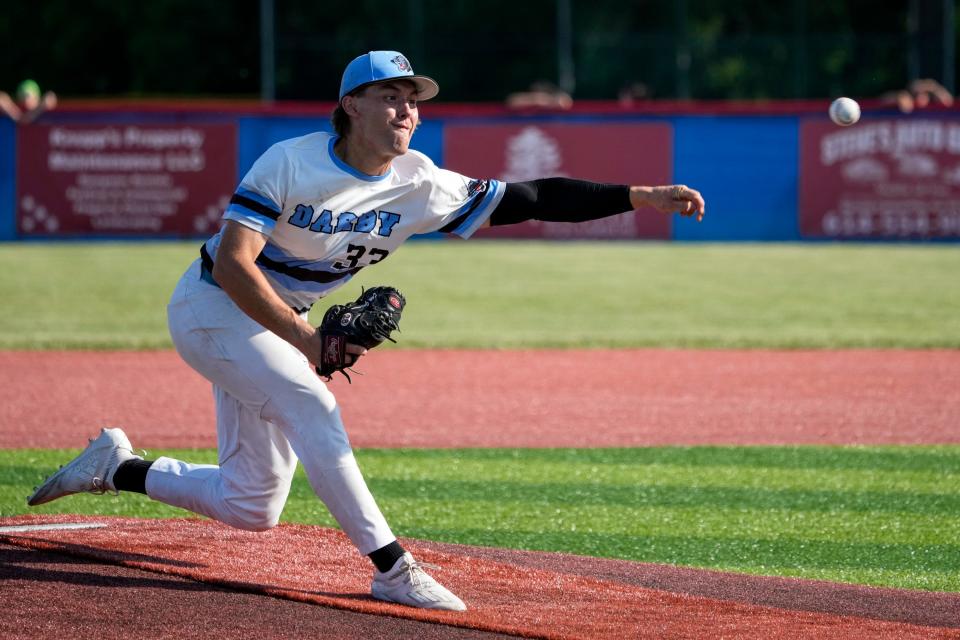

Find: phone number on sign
[822,202,960,237]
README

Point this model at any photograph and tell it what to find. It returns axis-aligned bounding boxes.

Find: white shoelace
[402,559,441,587]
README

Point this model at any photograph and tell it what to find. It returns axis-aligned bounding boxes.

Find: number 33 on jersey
[286,205,396,270]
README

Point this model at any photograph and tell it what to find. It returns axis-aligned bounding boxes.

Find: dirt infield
[0,541,510,640]
[2,348,959,638]
[1,349,957,449]
[2,516,958,639]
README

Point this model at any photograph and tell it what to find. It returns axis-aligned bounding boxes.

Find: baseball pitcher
[28,50,705,610]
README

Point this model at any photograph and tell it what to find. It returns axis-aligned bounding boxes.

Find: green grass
[3,242,958,592]
[5,445,959,592]
[0,241,958,348]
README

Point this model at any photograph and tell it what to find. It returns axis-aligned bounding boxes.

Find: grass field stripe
[0,522,108,533]
[2,242,958,349]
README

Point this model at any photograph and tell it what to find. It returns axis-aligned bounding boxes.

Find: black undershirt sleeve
[489,178,633,226]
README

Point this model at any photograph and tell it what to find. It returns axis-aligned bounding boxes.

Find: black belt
[199,261,221,288]
[197,245,312,315]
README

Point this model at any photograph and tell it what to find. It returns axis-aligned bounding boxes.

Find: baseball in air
[829,97,861,126]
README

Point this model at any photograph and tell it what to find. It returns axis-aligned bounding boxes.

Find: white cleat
[27,428,141,506]
[371,552,467,611]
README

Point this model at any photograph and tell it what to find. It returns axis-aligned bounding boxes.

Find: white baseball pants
[151,257,395,555]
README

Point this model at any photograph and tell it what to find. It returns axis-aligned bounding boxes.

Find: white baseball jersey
[202,132,505,311]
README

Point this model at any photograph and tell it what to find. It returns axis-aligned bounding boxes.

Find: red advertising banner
[16,123,237,237]
[800,118,960,239]
[445,123,673,239]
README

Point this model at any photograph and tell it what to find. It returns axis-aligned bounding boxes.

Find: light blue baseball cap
[339,51,439,102]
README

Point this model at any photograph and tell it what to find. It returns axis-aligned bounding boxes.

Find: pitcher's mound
[1,515,954,639]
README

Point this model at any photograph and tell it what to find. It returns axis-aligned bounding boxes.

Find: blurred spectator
[618,82,651,107]
[881,78,954,113]
[506,80,573,110]
[0,79,58,123]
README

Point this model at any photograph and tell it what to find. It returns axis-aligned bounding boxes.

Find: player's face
[351,81,420,157]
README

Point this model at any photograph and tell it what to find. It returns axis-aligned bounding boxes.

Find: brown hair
[331,103,350,138]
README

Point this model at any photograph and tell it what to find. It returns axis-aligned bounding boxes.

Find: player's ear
[341,94,362,117]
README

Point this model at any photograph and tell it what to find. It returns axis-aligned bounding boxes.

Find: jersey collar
[328,136,395,182]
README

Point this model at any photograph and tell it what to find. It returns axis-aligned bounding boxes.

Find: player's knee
[223,498,284,532]
[229,509,282,532]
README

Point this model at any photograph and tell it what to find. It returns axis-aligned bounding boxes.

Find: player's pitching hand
[298,333,366,370]
[345,343,368,367]
[630,185,705,222]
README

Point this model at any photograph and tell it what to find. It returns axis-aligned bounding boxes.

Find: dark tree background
[0,1,952,102]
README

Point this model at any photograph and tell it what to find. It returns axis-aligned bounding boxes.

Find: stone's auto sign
[444,123,673,240]
[17,123,237,237]
[800,119,960,239]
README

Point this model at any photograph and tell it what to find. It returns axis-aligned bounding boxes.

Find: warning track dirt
[1,349,957,449]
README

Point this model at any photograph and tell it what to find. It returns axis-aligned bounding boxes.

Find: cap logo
[391,55,411,72]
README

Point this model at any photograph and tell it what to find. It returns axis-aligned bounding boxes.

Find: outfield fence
[2,100,959,243]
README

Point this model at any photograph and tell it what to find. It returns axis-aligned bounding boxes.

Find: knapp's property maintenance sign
[800,118,960,239]
[16,123,237,237]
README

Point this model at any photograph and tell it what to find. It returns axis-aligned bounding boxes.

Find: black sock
[112,459,153,494]
[368,540,406,573]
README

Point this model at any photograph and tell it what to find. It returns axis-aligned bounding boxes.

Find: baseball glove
[316,286,406,382]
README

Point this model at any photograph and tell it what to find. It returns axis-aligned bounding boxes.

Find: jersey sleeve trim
[440,179,505,238]
[224,188,281,234]
[229,188,281,220]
